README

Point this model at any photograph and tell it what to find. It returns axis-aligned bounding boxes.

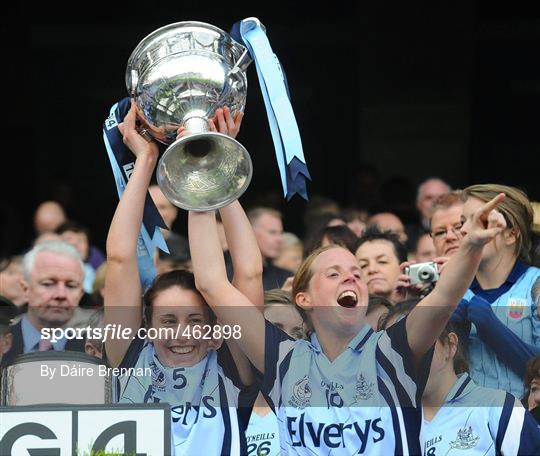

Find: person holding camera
[354,225,408,304]
[356,225,442,303]
[453,184,540,399]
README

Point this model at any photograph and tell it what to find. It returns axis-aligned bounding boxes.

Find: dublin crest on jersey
[507,297,527,320]
[449,426,479,450]
[288,376,312,409]
[354,373,374,401]
[150,360,166,392]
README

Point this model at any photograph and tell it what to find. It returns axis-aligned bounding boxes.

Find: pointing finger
[479,193,505,217]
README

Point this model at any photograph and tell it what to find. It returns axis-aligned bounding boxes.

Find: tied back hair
[143,269,216,327]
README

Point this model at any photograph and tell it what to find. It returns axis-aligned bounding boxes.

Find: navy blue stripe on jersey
[276,350,294,408]
[376,346,414,407]
[517,409,540,455]
[495,392,515,452]
[237,384,259,454]
[401,407,423,456]
[117,335,146,369]
[378,377,403,455]
[218,342,244,391]
[449,375,472,402]
[263,320,294,388]
[354,328,374,351]
[219,375,232,456]
[383,317,434,406]
[385,317,417,381]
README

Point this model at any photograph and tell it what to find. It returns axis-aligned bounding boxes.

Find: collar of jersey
[309,324,373,354]
[445,373,474,404]
[470,259,528,291]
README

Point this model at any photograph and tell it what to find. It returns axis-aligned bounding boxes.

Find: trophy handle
[229,48,252,76]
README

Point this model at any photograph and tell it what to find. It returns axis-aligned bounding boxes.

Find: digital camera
[405,262,439,286]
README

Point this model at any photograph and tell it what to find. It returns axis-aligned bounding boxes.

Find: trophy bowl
[126,21,253,211]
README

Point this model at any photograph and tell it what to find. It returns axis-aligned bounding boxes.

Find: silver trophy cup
[126,21,253,211]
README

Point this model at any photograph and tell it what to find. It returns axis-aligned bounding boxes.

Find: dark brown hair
[523,355,540,399]
[355,225,408,264]
[142,269,215,326]
[303,225,358,258]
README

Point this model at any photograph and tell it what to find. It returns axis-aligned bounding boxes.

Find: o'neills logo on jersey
[508,298,527,320]
[150,361,166,392]
[355,373,374,401]
[289,376,312,409]
[449,426,479,450]
[286,413,385,453]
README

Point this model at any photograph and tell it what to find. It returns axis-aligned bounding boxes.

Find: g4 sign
[0,404,170,455]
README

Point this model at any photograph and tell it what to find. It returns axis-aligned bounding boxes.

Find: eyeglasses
[431,223,463,240]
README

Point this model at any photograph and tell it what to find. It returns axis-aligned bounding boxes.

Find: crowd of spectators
[1,121,539,453]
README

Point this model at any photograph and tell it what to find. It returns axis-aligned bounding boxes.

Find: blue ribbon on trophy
[102,97,168,289]
[232,17,311,200]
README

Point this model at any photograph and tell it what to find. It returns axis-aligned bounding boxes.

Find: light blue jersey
[113,338,254,455]
[422,373,540,455]
[260,317,433,455]
[464,266,540,397]
[245,410,281,456]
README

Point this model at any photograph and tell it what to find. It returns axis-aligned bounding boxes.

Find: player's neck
[477,253,516,290]
[423,370,457,421]
[315,326,360,362]
[253,392,272,417]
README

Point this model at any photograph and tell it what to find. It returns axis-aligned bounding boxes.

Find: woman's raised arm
[104,102,159,367]
[407,193,507,363]
[189,210,266,372]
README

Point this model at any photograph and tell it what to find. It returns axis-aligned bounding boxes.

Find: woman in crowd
[380,301,540,455]
[189,190,507,455]
[454,184,540,398]
[104,103,258,455]
[355,225,408,303]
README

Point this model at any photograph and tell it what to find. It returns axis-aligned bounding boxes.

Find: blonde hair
[462,184,537,264]
[532,202,540,228]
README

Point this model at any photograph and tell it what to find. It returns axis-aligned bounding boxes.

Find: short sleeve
[377,316,434,407]
[495,393,540,455]
[256,319,296,409]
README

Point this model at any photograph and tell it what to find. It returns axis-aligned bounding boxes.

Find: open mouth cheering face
[303,247,368,311]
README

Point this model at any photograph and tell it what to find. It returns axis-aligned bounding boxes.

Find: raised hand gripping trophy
[126,21,253,211]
